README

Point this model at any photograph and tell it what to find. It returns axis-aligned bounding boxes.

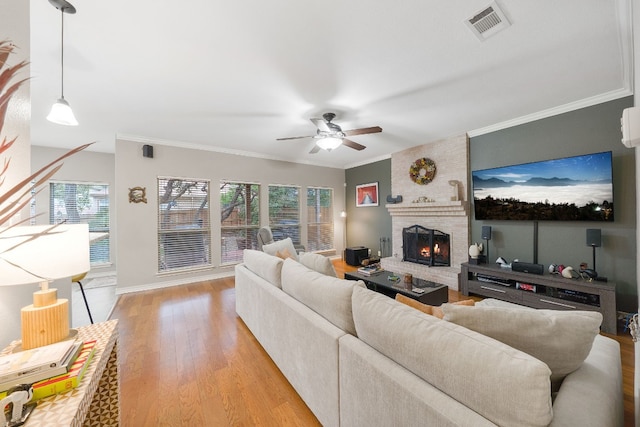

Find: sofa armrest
[550,334,623,427]
[235,263,345,427]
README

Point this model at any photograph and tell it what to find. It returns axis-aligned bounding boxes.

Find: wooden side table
[1,319,120,426]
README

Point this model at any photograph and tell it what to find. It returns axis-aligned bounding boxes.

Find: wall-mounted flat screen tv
[472,151,613,221]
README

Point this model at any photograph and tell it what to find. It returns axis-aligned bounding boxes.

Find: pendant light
[47,0,78,126]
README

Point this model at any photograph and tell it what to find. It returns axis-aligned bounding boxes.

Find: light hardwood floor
[111,260,635,426]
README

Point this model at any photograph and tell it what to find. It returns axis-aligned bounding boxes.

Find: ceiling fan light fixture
[317,137,342,151]
[47,97,78,126]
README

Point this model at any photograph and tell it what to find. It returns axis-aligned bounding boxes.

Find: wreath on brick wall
[409,157,436,185]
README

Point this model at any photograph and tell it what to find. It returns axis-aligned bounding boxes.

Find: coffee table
[345,270,448,305]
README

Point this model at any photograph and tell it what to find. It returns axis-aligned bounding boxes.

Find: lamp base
[20,288,69,350]
[9,329,78,353]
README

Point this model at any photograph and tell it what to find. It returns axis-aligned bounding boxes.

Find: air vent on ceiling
[465,1,511,41]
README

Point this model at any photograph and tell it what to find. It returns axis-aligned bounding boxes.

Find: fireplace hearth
[402,225,450,267]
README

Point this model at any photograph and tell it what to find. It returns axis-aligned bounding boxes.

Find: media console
[460,262,617,335]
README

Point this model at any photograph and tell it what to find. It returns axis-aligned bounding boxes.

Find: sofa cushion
[352,286,553,427]
[242,249,284,288]
[395,294,474,318]
[262,237,299,261]
[441,303,602,386]
[281,258,363,335]
[299,252,337,277]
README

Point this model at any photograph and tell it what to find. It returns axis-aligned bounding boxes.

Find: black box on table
[345,247,369,266]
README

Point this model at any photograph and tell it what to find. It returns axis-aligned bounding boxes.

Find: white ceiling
[28,0,633,169]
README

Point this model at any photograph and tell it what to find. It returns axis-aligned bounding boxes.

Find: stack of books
[0,339,96,401]
[357,263,384,276]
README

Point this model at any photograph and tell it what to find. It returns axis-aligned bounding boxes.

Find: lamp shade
[46,98,79,126]
[0,224,89,286]
[317,137,343,151]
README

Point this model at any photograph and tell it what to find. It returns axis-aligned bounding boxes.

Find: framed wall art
[356,182,379,207]
[128,186,147,203]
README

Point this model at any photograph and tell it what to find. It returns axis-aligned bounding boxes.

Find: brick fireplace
[381,134,470,291]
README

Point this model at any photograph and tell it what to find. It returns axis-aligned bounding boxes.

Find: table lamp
[0,223,89,349]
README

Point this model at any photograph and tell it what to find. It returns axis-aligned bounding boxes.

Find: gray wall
[115,139,346,293]
[470,97,637,312]
[0,0,35,349]
[345,158,392,257]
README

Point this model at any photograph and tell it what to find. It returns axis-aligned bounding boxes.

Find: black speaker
[586,229,601,247]
[481,225,492,240]
[512,261,544,275]
[143,144,154,158]
[386,195,403,204]
[345,247,369,266]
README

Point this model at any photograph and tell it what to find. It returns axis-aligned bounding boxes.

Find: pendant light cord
[60,8,65,99]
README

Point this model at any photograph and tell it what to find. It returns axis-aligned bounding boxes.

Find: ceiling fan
[277,113,382,153]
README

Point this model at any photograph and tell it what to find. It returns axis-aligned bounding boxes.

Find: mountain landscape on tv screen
[472,152,613,221]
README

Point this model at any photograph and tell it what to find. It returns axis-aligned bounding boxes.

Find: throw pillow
[275,248,295,260]
[262,237,299,262]
[395,294,474,318]
[441,304,602,386]
[395,294,433,315]
[299,252,337,277]
[432,299,474,318]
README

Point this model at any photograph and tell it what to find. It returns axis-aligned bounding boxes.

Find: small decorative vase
[403,274,413,290]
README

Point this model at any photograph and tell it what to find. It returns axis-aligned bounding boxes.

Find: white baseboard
[114,270,235,295]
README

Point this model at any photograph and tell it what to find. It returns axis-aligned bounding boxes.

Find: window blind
[307,187,334,251]
[220,181,260,264]
[158,177,211,272]
[50,181,110,266]
[268,185,301,245]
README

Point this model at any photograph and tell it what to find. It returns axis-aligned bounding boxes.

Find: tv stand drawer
[467,281,522,303]
[521,292,599,312]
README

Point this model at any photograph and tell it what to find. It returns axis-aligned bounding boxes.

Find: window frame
[268,184,302,246]
[220,181,260,265]
[157,176,211,273]
[306,186,334,252]
[49,180,111,267]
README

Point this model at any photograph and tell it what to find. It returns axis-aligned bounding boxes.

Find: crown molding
[116,133,343,169]
[467,88,633,138]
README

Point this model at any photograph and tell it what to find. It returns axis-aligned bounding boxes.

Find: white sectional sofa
[235,249,623,427]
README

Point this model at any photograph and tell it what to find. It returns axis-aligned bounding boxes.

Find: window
[158,177,210,272]
[307,187,334,251]
[50,181,110,266]
[268,185,301,245]
[220,181,260,264]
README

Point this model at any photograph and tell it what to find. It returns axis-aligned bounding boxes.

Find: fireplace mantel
[386,201,469,217]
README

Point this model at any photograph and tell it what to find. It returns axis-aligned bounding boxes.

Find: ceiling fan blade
[276,135,314,141]
[310,118,332,133]
[343,126,382,137]
[309,144,321,154]
[342,138,366,151]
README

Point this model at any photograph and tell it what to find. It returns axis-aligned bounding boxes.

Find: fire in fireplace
[402,225,450,267]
